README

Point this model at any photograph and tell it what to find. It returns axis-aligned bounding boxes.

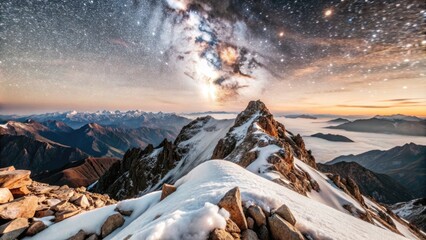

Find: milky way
[0,0,425,114]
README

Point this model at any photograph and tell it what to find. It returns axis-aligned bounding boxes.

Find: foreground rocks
[210,187,305,240]
[0,166,116,239]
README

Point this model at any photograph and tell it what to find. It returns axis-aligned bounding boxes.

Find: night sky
[0,0,425,115]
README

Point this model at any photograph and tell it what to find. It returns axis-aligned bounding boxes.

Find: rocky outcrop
[211,187,305,240]
[0,167,116,239]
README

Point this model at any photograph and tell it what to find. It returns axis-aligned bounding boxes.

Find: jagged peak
[234,100,272,128]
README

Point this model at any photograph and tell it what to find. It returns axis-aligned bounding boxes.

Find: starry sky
[0,0,425,115]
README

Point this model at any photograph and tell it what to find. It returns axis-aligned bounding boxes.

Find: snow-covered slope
[28,161,411,240]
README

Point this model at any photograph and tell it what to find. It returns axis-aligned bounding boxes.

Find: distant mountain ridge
[0,110,190,134]
[311,133,354,142]
[327,143,426,198]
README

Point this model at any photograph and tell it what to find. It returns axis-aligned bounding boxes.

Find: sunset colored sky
[1,0,425,116]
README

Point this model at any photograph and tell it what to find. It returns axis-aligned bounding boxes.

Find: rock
[35,209,55,218]
[55,210,81,222]
[86,234,99,240]
[160,184,177,200]
[51,200,78,212]
[94,199,105,208]
[0,196,38,219]
[47,198,61,207]
[0,188,13,204]
[217,187,248,230]
[10,185,30,197]
[241,229,259,240]
[0,170,32,189]
[209,228,234,240]
[116,208,133,217]
[225,218,240,233]
[0,166,15,172]
[268,214,304,240]
[25,221,47,236]
[257,225,269,240]
[0,218,29,240]
[274,204,296,226]
[73,195,90,208]
[68,229,86,240]
[246,217,254,229]
[248,205,266,227]
[101,213,125,238]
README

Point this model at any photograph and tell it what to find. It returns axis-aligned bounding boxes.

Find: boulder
[246,217,254,229]
[116,208,133,217]
[0,218,29,240]
[217,187,248,230]
[268,214,304,240]
[257,225,269,240]
[68,229,86,240]
[25,221,47,236]
[0,188,13,204]
[225,218,240,233]
[242,229,259,240]
[248,205,266,226]
[274,204,296,226]
[73,195,90,208]
[0,170,32,189]
[209,228,234,240]
[160,184,177,200]
[101,213,125,238]
[0,196,38,219]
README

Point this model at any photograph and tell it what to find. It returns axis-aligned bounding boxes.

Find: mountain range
[327,143,426,198]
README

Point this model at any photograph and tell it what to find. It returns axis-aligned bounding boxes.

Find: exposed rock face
[318,162,414,204]
[390,198,426,232]
[218,187,248,230]
[268,214,304,240]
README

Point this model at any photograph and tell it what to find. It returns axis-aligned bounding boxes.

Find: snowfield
[28,160,411,240]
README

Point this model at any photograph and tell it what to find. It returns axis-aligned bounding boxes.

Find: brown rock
[35,209,55,218]
[85,234,99,240]
[94,199,105,208]
[246,217,254,229]
[0,170,32,189]
[268,214,304,240]
[274,204,296,226]
[73,195,90,208]
[225,218,240,233]
[217,187,248,230]
[160,184,177,200]
[0,188,13,204]
[68,229,86,240]
[0,218,29,240]
[257,225,269,240]
[241,229,259,240]
[55,210,81,222]
[51,200,78,212]
[101,213,125,238]
[25,221,47,236]
[47,198,62,207]
[248,205,266,227]
[0,196,38,219]
[115,208,133,217]
[10,185,30,197]
[209,228,234,240]
[0,166,15,172]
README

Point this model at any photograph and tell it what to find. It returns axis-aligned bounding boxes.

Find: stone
[0,188,13,204]
[0,218,29,240]
[0,196,38,219]
[73,195,90,208]
[51,200,78,212]
[101,213,125,238]
[86,234,99,240]
[248,205,266,227]
[47,198,61,207]
[268,214,304,240]
[246,217,254,229]
[160,184,177,200]
[257,225,269,240]
[25,221,47,236]
[68,229,86,240]
[209,228,234,240]
[94,199,105,208]
[10,185,30,197]
[55,210,81,222]
[241,229,259,240]
[225,218,240,233]
[0,170,32,189]
[35,209,55,218]
[0,166,15,172]
[217,187,248,230]
[274,204,296,226]
[115,208,133,217]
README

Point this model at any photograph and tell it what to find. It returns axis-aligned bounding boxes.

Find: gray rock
[248,205,266,226]
[242,229,259,240]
